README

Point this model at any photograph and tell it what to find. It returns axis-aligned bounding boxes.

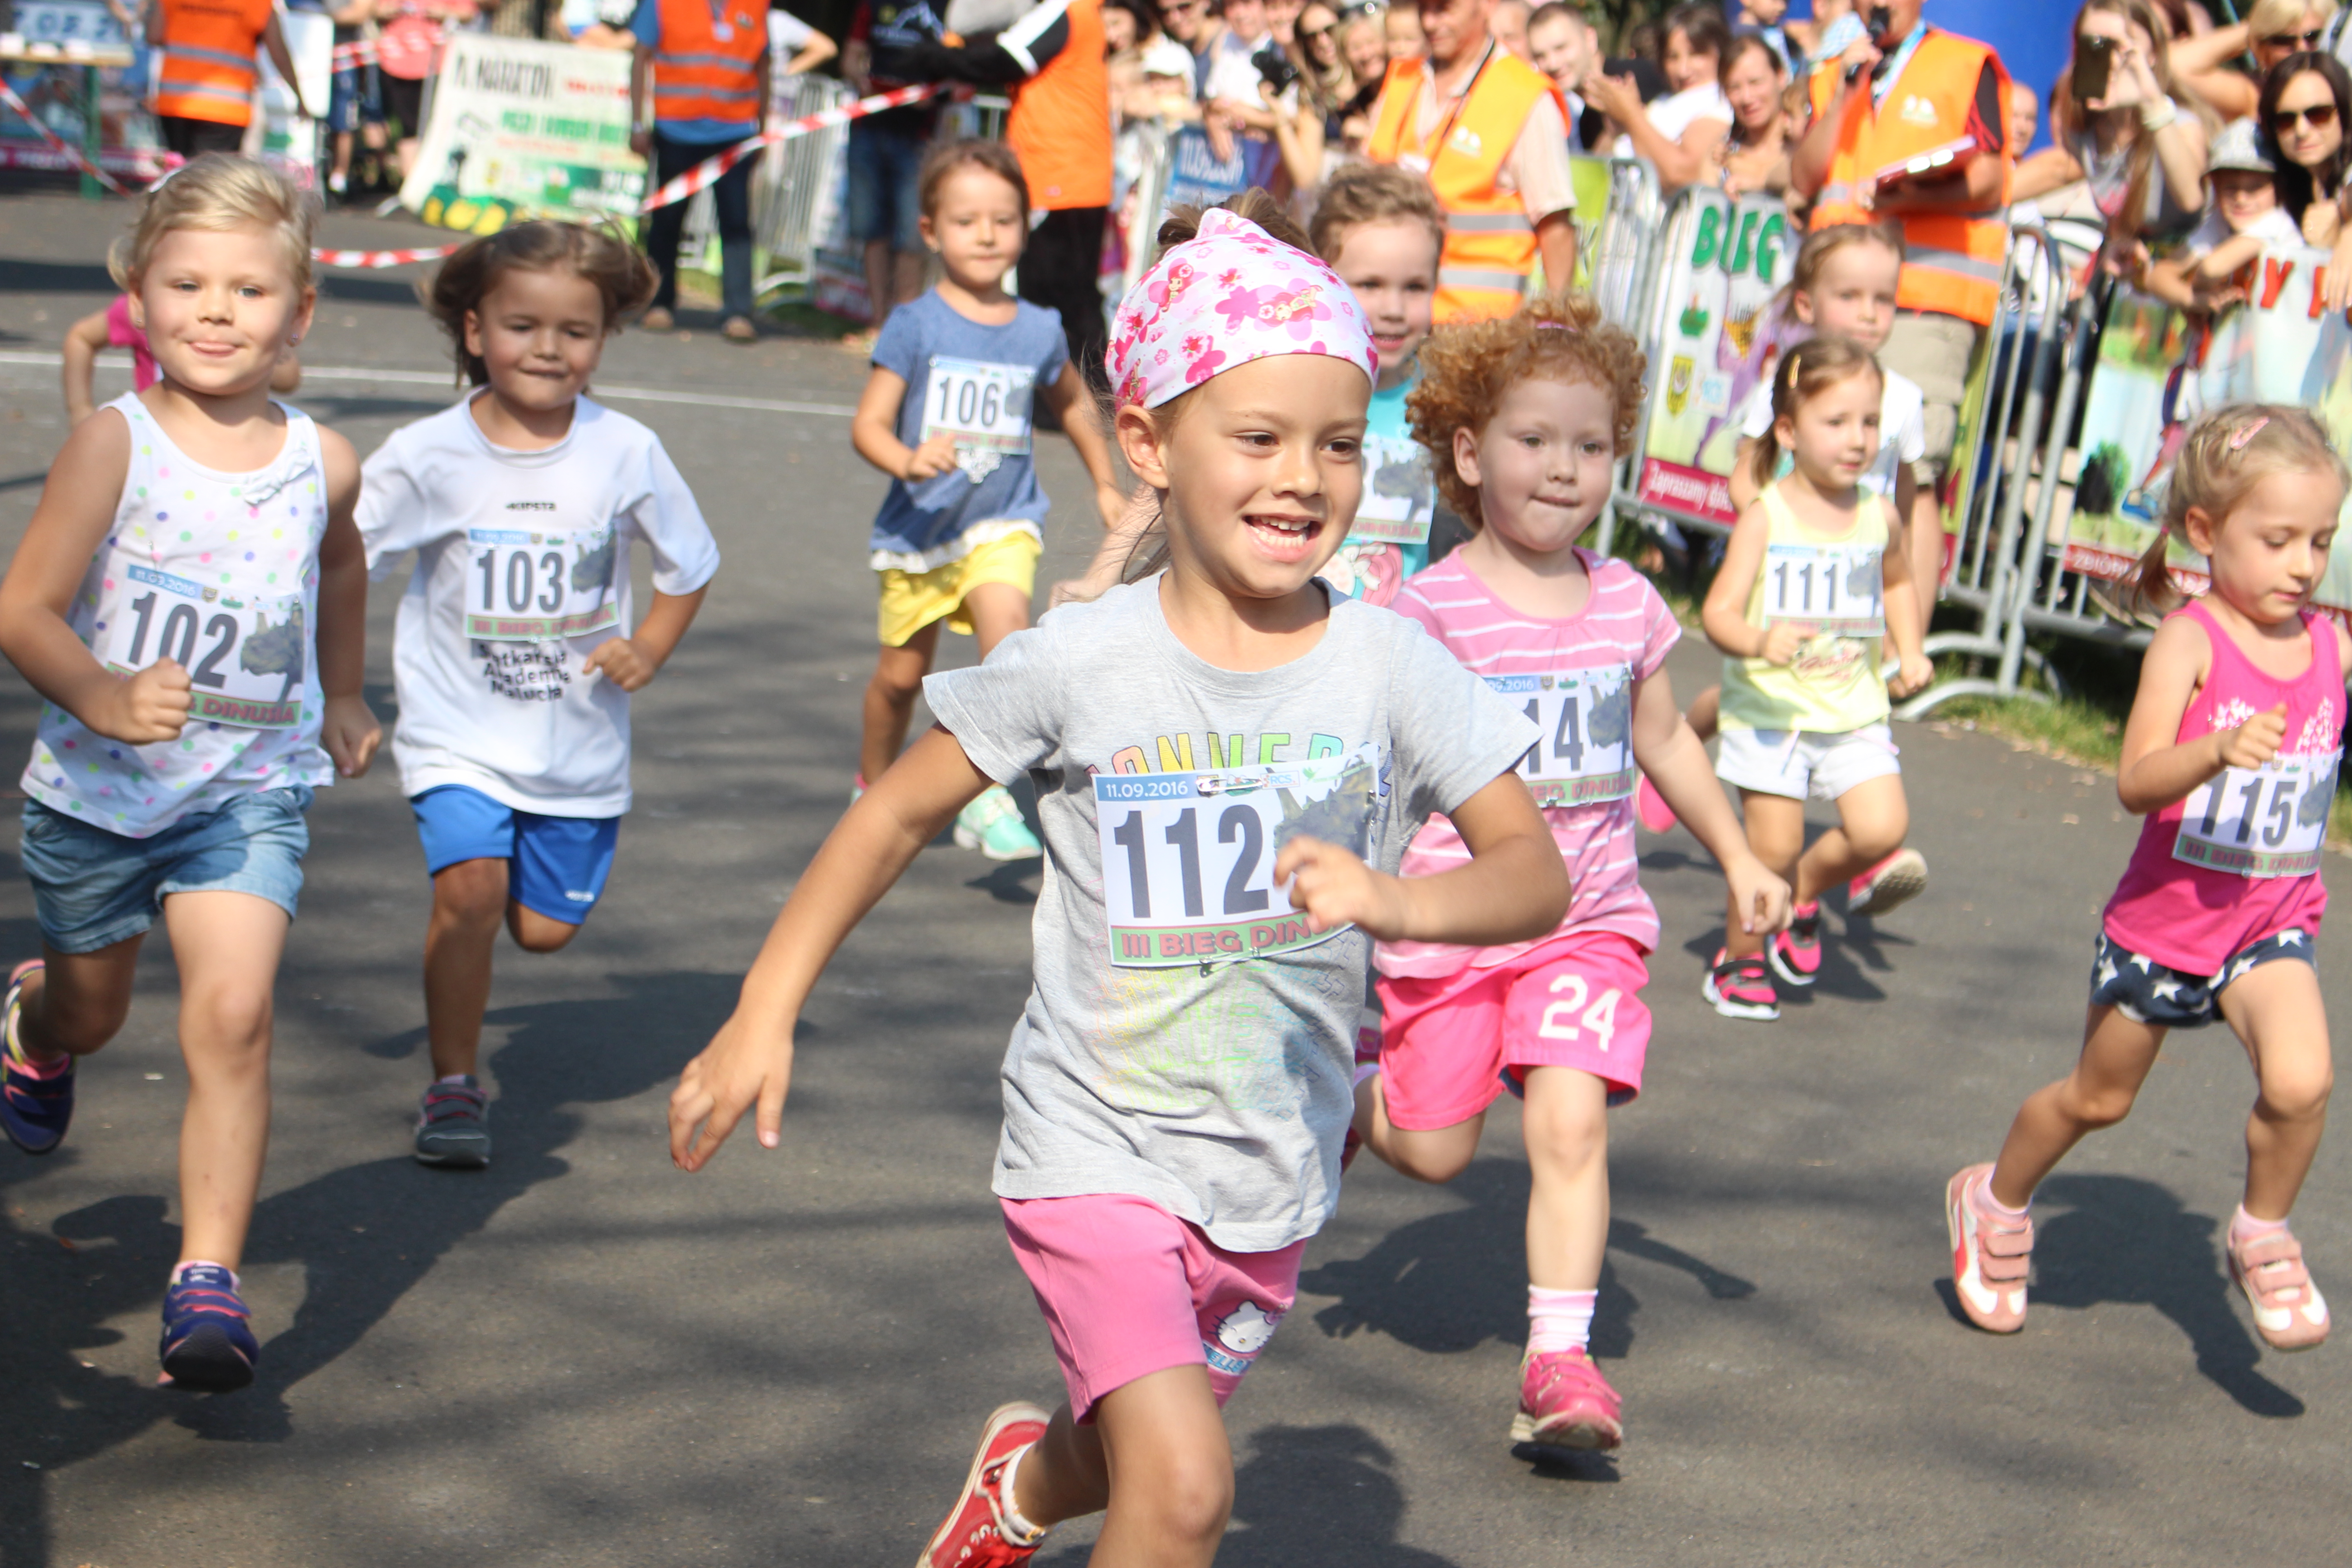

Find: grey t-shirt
[924,576,1539,1253]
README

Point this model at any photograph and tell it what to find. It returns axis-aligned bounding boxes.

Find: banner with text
[399,33,644,234]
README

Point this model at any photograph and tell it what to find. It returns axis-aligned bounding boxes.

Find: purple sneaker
[1,959,72,1156]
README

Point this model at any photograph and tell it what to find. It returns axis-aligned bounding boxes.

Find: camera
[1254,43,1300,94]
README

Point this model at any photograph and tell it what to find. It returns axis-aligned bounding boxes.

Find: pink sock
[1976,1173,2029,1221]
[13,1044,69,1078]
[1527,1286,1597,1356]
[2231,1205,2291,1244]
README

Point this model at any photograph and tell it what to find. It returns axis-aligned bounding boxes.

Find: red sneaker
[1946,1163,2032,1334]
[1510,1348,1622,1451]
[918,1402,1053,1567]
[1702,948,1778,1021]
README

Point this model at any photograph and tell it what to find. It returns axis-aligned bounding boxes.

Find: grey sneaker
[414,1076,490,1168]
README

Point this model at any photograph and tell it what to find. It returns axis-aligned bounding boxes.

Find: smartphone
[1254,43,1299,94]
[2073,35,2113,105]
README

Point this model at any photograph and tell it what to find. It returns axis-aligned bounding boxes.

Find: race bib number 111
[1095,745,1379,967]
[1763,542,1883,637]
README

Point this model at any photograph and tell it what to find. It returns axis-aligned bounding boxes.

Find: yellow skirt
[876,528,1042,646]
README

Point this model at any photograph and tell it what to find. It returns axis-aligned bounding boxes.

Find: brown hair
[1787,220,1904,305]
[1404,293,1648,529]
[1308,161,1446,268]
[1750,335,1882,484]
[110,152,317,295]
[2134,404,2351,609]
[424,220,657,387]
[916,137,1031,220]
[2052,0,2211,253]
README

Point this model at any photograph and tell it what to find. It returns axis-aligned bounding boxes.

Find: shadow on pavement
[1300,1158,1754,1361]
[1932,1171,2301,1417]
[0,968,727,1561]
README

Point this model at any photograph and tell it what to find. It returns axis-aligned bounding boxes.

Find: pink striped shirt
[1377,549,1680,978]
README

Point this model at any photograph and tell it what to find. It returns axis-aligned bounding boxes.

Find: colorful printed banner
[1632,190,1800,530]
[399,33,644,234]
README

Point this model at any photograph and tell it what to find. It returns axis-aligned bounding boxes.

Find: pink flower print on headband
[1216,280,1335,341]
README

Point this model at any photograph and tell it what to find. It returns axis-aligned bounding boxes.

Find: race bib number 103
[467,528,619,642]
[1487,666,1636,806]
[2173,749,2338,879]
[1095,744,1379,968]
[99,565,308,729]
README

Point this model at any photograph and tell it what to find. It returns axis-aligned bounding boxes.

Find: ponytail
[1753,336,1881,488]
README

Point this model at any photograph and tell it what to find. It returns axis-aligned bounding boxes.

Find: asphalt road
[1,188,2349,1568]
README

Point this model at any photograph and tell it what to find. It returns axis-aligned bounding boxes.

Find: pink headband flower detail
[1105,208,1378,409]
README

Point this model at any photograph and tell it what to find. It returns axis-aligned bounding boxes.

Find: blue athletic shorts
[2088,928,2315,1029]
[410,785,619,926]
[20,785,312,954]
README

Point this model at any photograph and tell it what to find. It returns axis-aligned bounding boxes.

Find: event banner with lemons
[1632,188,1798,531]
[400,34,647,235]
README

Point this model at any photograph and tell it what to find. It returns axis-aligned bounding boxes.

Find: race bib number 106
[921,356,1035,484]
[1763,542,1884,637]
[1095,745,1379,968]
[100,565,307,729]
[2174,749,2338,879]
[1486,666,1636,806]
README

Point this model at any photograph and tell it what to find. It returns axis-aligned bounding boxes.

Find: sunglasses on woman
[2274,101,2339,131]
[2266,27,2328,47]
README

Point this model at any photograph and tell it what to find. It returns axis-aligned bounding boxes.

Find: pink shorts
[1374,931,1653,1129]
[1001,1193,1306,1424]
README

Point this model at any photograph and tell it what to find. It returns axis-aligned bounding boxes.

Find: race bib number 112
[1095,745,1379,968]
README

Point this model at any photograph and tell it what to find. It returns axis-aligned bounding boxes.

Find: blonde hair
[2246,0,2339,43]
[108,153,317,294]
[1406,294,1648,529]
[2135,404,2350,609]
[1308,161,1447,269]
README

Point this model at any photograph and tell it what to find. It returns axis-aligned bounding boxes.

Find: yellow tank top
[1720,481,1893,734]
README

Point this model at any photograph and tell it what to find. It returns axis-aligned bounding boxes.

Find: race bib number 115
[1095,745,1379,967]
[2174,749,2338,879]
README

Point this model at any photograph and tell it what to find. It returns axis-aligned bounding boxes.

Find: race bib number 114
[1487,666,1636,806]
[1095,745,1379,968]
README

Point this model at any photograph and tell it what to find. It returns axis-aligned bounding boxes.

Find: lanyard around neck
[1421,39,1496,160]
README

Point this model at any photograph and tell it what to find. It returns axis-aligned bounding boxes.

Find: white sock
[995,1444,1049,1545]
[435,1073,472,1087]
[1527,1285,1596,1356]
[1978,1174,2029,1222]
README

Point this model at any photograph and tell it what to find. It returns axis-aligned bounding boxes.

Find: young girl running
[1307,162,1450,607]
[1949,407,2345,1351]
[852,138,1126,862]
[0,155,380,1390]
[1642,223,1935,924]
[357,221,719,1170]
[669,196,1569,1568]
[1352,297,1792,1453]
[1699,338,1933,1021]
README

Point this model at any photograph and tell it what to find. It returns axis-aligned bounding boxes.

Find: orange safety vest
[154,0,272,127]
[1007,0,1112,210]
[652,0,769,127]
[1807,28,2011,326]
[1366,49,1564,323]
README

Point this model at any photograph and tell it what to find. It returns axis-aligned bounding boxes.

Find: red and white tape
[329,27,444,71]
[310,243,466,268]
[0,76,137,192]
[637,83,941,212]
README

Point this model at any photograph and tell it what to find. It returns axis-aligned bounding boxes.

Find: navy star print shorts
[2088,929,2316,1029]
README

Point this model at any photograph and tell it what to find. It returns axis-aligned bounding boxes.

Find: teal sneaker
[955,785,1042,861]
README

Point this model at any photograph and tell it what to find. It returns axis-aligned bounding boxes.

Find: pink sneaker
[918,1402,1053,1567]
[2229,1222,2331,1352]
[1946,1163,2032,1333]
[1702,948,1778,1020]
[1847,848,1928,919]
[1511,1348,1622,1451]
[1767,901,1823,987]
[1635,774,1678,833]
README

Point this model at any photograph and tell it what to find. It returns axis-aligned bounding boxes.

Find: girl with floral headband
[1949,406,2348,1357]
[666,194,1570,1568]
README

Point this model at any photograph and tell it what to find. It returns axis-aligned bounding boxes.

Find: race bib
[1350,432,1435,546]
[1487,666,1636,806]
[920,356,1035,484]
[2174,749,2339,879]
[465,527,619,642]
[1095,744,1379,968]
[99,564,308,729]
[1762,542,1884,637]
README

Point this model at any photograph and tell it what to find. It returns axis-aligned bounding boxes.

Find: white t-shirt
[768,7,815,56]
[357,395,722,818]
[1202,26,1272,104]
[1741,363,1927,500]
[1137,32,1195,86]
[2180,204,2303,257]
[1647,81,1731,141]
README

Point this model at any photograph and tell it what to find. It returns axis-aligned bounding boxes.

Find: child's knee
[433,859,511,929]
[179,981,274,1055]
[1522,1085,1607,1172]
[2063,1078,2139,1131]
[2260,1059,2333,1122]
[35,976,129,1056]
[507,906,582,954]
[1132,1449,1233,1547]
[868,658,926,705]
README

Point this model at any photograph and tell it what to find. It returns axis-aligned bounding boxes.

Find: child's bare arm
[584,584,708,691]
[1877,516,1932,697]
[669,726,993,1168]
[1041,362,1128,530]
[2116,613,2279,813]
[0,410,190,742]
[1701,503,1800,662]
[851,365,954,482]
[2194,231,2264,283]
[61,310,109,425]
[314,428,382,778]
[1628,667,1790,934]
[1726,434,1765,514]
[1275,774,1568,947]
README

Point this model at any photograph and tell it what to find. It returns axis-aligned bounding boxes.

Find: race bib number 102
[1095,745,1379,968]
[1487,666,1636,806]
[99,565,307,729]
[2173,750,2338,879]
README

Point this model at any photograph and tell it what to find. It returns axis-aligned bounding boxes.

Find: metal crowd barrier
[745,73,858,301]
[1578,156,1662,332]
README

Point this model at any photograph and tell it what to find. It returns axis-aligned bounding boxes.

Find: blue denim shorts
[845,117,927,252]
[410,784,619,926]
[20,786,313,955]
[328,61,382,134]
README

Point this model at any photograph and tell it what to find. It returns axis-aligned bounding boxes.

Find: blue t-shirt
[1319,371,1436,607]
[869,289,1069,565]
[630,0,768,141]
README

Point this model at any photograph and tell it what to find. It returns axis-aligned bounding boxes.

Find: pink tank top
[2103,598,2342,975]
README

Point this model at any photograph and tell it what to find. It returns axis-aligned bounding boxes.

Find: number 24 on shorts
[1538,972,1620,1051]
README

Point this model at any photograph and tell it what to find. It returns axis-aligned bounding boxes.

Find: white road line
[0,350,857,416]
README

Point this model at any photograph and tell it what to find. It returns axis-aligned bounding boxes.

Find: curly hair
[422,220,656,387]
[1404,294,1647,530]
